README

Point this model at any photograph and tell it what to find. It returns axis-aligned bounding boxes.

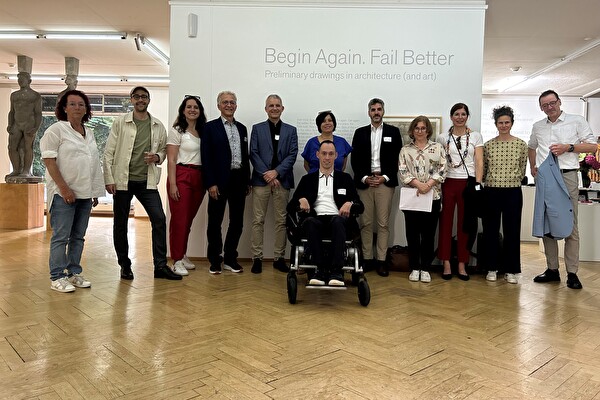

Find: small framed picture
[383,116,442,145]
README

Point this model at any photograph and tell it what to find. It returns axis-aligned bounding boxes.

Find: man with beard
[351,98,402,277]
[104,86,181,280]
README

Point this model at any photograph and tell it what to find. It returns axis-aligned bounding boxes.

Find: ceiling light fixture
[134,33,170,66]
[500,38,600,92]
[0,30,126,40]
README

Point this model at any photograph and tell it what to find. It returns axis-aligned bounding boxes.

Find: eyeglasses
[541,100,559,109]
[221,100,236,105]
[318,110,332,115]
[131,94,149,100]
[414,126,428,132]
[185,94,201,101]
[455,139,462,151]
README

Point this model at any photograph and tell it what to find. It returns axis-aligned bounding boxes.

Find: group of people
[40,86,596,293]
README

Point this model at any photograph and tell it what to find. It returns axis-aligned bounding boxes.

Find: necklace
[445,126,469,168]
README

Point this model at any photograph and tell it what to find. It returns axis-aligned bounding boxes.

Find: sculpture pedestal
[0,183,45,229]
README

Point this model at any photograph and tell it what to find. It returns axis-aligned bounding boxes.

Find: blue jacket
[532,154,574,239]
[249,120,298,189]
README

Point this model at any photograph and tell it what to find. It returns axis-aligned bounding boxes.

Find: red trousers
[437,178,470,263]
[167,165,204,261]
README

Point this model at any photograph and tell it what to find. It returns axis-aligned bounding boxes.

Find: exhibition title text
[265,47,455,68]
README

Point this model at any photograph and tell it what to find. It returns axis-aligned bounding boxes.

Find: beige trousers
[251,185,289,260]
[358,185,395,261]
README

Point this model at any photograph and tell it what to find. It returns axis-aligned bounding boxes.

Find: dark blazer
[532,153,574,239]
[350,123,402,189]
[287,170,364,216]
[201,117,250,191]
[249,120,298,189]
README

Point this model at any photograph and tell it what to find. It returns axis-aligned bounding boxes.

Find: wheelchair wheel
[358,278,370,307]
[287,272,297,304]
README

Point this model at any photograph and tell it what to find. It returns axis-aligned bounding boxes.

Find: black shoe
[376,261,389,277]
[566,273,583,289]
[154,266,183,280]
[458,273,470,281]
[209,263,222,274]
[363,259,375,272]
[441,273,452,280]
[308,270,326,285]
[120,266,134,280]
[251,258,262,274]
[273,257,289,272]
[223,260,243,273]
[533,269,560,283]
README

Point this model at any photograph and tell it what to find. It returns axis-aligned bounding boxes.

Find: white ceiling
[1,0,600,97]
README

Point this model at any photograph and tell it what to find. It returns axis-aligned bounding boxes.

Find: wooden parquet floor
[1,217,600,399]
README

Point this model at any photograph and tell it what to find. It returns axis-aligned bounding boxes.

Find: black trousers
[302,215,347,271]
[482,187,522,273]
[402,199,441,271]
[113,181,167,270]
[206,169,247,265]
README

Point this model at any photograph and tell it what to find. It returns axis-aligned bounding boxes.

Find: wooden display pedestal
[0,183,45,229]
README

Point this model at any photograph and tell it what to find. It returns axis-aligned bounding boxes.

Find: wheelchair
[285,211,371,307]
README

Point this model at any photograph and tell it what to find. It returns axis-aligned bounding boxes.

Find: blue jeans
[49,194,93,280]
[113,181,167,270]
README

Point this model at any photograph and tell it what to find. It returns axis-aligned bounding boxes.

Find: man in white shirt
[287,141,364,286]
[528,89,597,289]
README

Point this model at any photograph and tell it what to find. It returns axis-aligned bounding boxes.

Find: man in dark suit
[351,98,402,277]
[249,94,298,274]
[288,140,364,286]
[201,91,250,274]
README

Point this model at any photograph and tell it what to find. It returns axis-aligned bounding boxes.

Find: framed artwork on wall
[383,116,442,144]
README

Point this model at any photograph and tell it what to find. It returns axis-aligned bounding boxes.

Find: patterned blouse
[399,140,447,200]
[483,137,528,188]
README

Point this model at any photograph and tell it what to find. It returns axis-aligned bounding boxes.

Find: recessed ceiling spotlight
[509,66,522,72]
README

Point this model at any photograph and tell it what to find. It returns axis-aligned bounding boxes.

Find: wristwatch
[568,144,575,152]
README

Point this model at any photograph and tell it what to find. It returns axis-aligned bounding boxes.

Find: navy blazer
[532,154,574,239]
[350,123,402,189]
[249,120,298,189]
[201,117,250,191]
[287,170,364,217]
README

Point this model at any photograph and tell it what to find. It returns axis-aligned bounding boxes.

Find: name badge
[383,136,392,142]
[275,135,280,141]
[337,188,347,195]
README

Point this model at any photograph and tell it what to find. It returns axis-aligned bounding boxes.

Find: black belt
[560,168,577,173]
[177,163,202,170]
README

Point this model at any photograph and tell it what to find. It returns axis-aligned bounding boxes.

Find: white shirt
[314,171,338,215]
[437,131,483,179]
[370,123,383,173]
[40,121,105,210]
[167,127,201,165]
[529,111,596,169]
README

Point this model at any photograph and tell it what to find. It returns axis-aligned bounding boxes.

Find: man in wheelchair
[287,140,364,286]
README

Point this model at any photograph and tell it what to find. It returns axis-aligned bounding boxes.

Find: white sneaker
[68,274,91,288]
[51,277,76,293]
[171,260,189,276]
[486,271,497,282]
[181,255,196,270]
[408,270,420,282]
[420,271,431,283]
[505,273,518,284]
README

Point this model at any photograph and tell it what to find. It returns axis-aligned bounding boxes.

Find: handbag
[385,245,410,272]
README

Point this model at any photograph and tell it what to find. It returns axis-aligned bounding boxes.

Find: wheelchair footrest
[305,284,347,290]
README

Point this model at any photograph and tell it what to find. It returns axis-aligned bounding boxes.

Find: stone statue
[57,74,78,102]
[6,71,42,182]
[57,57,80,103]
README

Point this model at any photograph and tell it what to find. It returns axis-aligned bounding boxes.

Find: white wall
[170,0,487,255]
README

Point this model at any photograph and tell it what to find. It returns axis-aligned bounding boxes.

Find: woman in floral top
[482,105,527,284]
[399,116,447,282]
